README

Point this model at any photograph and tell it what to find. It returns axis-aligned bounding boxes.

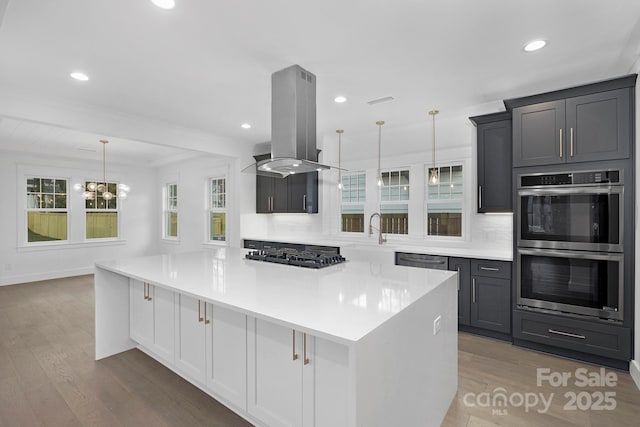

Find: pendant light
[75,140,130,201]
[429,110,439,184]
[336,129,344,190]
[376,120,385,186]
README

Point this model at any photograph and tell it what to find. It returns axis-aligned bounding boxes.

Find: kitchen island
[95,248,457,427]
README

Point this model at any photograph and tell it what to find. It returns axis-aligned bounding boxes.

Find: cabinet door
[205,304,247,411]
[565,88,631,162]
[449,257,471,326]
[151,286,175,363]
[247,318,303,427]
[289,172,318,213]
[256,175,273,213]
[272,177,289,212]
[470,276,511,333]
[130,279,153,347]
[513,100,565,167]
[302,335,349,427]
[477,120,512,212]
[175,294,206,382]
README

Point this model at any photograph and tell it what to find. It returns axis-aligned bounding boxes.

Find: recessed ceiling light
[524,39,547,52]
[241,123,251,129]
[70,72,89,81]
[334,96,347,103]
[151,0,175,9]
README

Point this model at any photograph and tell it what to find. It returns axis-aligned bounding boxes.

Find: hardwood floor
[1,275,639,426]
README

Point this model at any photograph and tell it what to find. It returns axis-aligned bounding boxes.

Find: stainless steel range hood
[250,64,332,178]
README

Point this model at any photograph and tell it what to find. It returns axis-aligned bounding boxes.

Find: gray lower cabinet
[448,257,470,327]
[512,87,632,167]
[513,310,631,361]
[469,259,511,334]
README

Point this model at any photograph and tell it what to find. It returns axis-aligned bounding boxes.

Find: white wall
[0,149,156,285]
[153,155,243,253]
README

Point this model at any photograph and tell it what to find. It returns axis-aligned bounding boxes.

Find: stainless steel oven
[517,170,623,252]
[516,248,623,321]
[516,169,625,322]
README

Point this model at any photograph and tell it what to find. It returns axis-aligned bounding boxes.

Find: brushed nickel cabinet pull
[548,329,585,340]
[303,333,310,365]
[480,266,500,272]
[559,128,563,158]
[570,127,574,157]
[456,266,461,291]
[204,303,210,325]
[478,185,482,210]
[303,194,307,211]
[292,330,299,361]
[198,300,203,323]
[472,278,476,303]
[144,283,152,301]
[143,282,148,300]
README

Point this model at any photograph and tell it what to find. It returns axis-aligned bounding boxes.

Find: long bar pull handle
[548,329,585,340]
[303,333,310,365]
[292,330,299,361]
[480,266,500,272]
[144,283,152,301]
[559,128,563,158]
[143,282,148,300]
[570,127,574,157]
[478,185,482,210]
[472,278,476,303]
[303,194,307,211]
[456,266,461,291]
[204,303,210,325]
[198,300,203,322]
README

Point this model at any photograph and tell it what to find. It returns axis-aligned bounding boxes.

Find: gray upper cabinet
[510,80,634,167]
[470,112,512,212]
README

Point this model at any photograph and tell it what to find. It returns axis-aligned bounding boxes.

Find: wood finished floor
[0,275,638,427]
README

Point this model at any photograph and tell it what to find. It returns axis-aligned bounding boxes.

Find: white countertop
[243,235,513,261]
[96,248,455,345]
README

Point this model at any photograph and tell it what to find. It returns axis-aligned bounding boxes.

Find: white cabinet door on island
[129,279,175,364]
[95,249,458,427]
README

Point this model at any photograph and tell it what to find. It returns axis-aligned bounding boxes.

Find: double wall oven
[516,169,624,322]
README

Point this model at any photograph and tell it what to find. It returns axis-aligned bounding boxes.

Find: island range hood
[249,64,332,178]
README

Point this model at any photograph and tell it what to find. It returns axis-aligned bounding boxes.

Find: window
[341,173,365,232]
[426,165,463,237]
[86,181,119,239]
[380,169,409,234]
[26,177,68,242]
[164,183,178,239]
[209,178,226,242]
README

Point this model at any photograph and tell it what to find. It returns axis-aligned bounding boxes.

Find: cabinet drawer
[513,310,631,360]
[470,259,511,279]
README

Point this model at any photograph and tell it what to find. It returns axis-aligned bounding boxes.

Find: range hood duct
[251,64,332,178]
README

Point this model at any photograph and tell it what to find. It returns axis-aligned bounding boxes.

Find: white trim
[208,176,227,243]
[630,360,640,391]
[17,239,127,252]
[0,266,94,286]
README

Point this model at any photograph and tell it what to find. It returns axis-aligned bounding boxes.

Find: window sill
[202,241,227,248]
[17,239,127,252]
[161,238,181,245]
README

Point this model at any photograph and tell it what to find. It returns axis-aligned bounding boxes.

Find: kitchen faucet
[368,212,387,245]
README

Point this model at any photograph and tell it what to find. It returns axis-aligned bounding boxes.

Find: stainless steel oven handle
[517,247,623,261]
[517,186,622,196]
[548,329,585,340]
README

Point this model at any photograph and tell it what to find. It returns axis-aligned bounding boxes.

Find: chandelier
[74,140,130,200]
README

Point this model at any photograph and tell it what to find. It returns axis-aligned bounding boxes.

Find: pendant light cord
[376,121,384,184]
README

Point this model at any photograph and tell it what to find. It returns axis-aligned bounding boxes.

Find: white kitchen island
[95,248,458,427]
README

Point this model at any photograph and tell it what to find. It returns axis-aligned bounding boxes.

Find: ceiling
[0,0,639,161]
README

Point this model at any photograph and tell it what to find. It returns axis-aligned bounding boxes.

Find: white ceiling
[0,0,639,160]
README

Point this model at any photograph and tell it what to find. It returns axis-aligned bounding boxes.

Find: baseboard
[0,267,94,286]
[630,360,640,391]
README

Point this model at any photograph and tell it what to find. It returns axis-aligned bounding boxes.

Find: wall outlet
[433,315,442,335]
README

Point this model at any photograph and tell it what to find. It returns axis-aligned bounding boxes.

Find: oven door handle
[517,247,623,262]
[517,186,622,196]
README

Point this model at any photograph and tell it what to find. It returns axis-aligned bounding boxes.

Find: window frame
[340,171,366,234]
[208,176,227,243]
[163,182,179,240]
[379,168,410,235]
[424,163,464,240]
[84,180,120,240]
[25,176,70,245]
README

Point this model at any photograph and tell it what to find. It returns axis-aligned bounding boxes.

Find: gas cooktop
[245,248,346,269]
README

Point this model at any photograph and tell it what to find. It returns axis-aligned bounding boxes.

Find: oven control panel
[520,170,621,187]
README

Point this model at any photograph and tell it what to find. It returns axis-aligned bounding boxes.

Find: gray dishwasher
[395,252,448,270]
